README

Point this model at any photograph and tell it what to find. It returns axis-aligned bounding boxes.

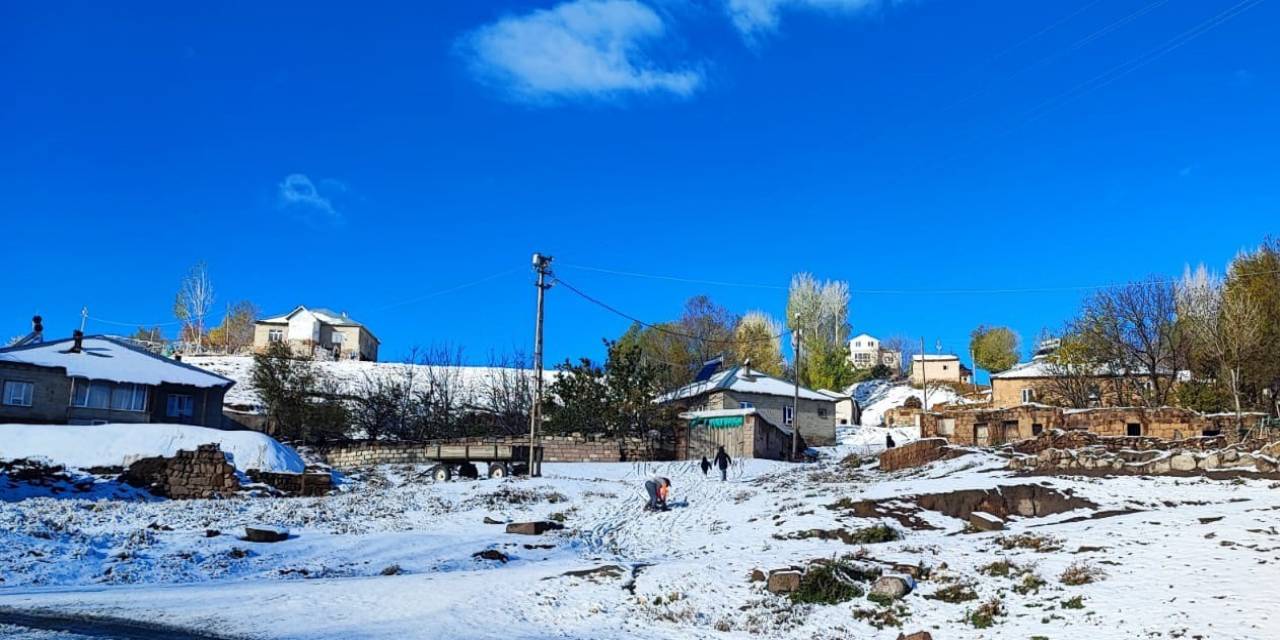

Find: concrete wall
[0,362,72,423]
[911,358,963,385]
[722,391,836,446]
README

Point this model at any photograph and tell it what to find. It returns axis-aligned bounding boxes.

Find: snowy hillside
[848,379,967,427]
[185,355,554,410]
[0,423,304,473]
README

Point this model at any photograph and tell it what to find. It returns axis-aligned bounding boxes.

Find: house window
[110,383,148,412]
[268,329,284,343]
[818,406,828,418]
[738,401,754,409]
[1020,388,1035,404]
[3,381,33,407]
[72,380,113,409]
[1126,423,1142,437]
[783,405,795,425]
[167,394,194,419]
[1032,423,1044,436]
[939,418,956,436]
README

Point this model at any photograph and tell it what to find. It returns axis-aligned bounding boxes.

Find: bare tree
[1178,265,1265,429]
[476,349,535,436]
[1072,277,1183,407]
[174,261,215,351]
[416,343,469,439]
[1040,333,1104,408]
[882,335,915,377]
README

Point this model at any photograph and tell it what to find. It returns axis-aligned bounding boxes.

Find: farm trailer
[419,443,543,481]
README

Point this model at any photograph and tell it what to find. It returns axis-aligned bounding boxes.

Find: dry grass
[1059,562,1106,586]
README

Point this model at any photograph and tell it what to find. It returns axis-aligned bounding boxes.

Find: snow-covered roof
[0,336,233,389]
[658,366,834,403]
[911,354,959,362]
[260,306,367,328]
[817,388,851,400]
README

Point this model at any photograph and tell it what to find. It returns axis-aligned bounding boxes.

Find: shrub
[995,533,1062,553]
[846,524,901,544]
[925,584,978,603]
[966,597,1005,628]
[978,559,1022,578]
[1013,572,1047,595]
[1059,562,1105,586]
[790,562,867,605]
[1062,595,1086,609]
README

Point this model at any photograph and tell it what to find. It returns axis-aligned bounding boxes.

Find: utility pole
[791,317,801,460]
[528,253,553,478]
[920,336,929,412]
[969,344,978,395]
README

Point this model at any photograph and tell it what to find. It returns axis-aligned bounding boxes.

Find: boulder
[204,529,221,538]
[1200,453,1222,471]
[766,570,802,594]
[1144,457,1172,474]
[483,516,506,525]
[969,511,1005,532]
[749,569,766,582]
[472,549,510,563]
[506,521,565,536]
[892,563,925,579]
[1255,456,1278,474]
[869,575,913,600]
[897,633,933,640]
[1169,453,1198,472]
[244,525,289,543]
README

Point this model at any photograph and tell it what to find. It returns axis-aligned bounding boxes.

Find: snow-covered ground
[0,423,304,473]
[3,442,1279,639]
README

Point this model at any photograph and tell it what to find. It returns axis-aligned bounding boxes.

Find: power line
[88,316,185,329]
[371,266,524,313]
[556,263,1280,296]
[551,276,785,347]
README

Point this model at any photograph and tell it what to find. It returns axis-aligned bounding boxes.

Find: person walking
[713,446,731,481]
[699,456,711,476]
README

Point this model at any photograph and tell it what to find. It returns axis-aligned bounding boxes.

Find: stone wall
[248,470,333,497]
[879,438,967,472]
[123,444,240,499]
[317,435,670,469]
[1007,436,1280,475]
[924,405,1269,447]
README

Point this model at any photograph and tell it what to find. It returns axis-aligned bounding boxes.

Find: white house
[847,333,902,372]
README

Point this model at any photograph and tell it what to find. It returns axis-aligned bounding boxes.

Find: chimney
[31,315,43,342]
[70,330,84,353]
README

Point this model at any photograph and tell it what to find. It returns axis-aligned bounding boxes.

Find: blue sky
[2,0,1277,375]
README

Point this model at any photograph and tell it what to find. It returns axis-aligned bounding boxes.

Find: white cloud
[725,0,889,39]
[277,174,342,225]
[460,0,702,102]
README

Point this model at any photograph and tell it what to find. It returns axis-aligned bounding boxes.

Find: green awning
[689,416,744,429]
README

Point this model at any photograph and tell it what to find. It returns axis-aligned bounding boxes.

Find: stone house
[910,354,972,385]
[921,404,1268,446]
[677,408,802,461]
[989,358,1180,409]
[658,365,837,446]
[847,334,901,372]
[0,333,233,427]
[253,306,379,361]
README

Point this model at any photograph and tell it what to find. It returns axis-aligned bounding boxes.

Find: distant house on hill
[910,354,972,386]
[253,306,378,361]
[658,364,837,446]
[0,332,233,427]
[847,334,901,372]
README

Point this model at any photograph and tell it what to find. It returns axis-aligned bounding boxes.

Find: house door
[974,423,990,446]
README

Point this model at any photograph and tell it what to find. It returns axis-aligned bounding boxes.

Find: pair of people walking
[699,445,732,481]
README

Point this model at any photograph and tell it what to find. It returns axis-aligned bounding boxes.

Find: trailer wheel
[488,462,510,479]
[459,463,480,479]
[429,464,453,482]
